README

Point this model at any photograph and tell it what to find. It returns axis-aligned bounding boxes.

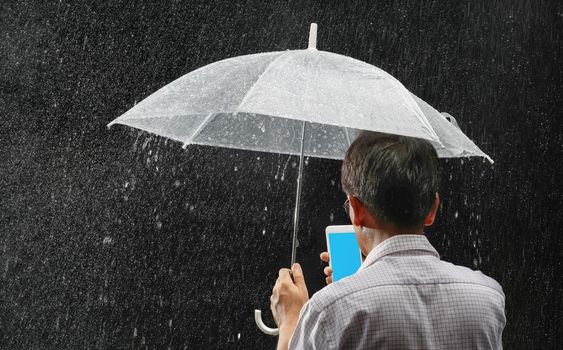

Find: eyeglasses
[343,197,350,216]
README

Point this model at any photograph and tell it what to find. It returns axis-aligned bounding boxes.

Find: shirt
[289,234,506,349]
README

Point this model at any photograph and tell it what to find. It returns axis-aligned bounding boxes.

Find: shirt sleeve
[288,299,332,350]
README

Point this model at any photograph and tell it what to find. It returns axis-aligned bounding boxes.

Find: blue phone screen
[328,232,362,282]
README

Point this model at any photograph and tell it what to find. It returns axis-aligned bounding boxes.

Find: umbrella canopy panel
[109,50,492,162]
[109,50,440,143]
[121,111,354,160]
[119,108,491,161]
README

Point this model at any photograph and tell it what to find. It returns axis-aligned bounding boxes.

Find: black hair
[341,131,440,229]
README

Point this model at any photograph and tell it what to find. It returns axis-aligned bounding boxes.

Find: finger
[291,263,309,295]
[323,266,332,277]
[326,276,333,285]
[320,252,330,262]
[278,268,292,281]
[270,297,279,326]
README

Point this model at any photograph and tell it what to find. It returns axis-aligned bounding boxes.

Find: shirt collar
[358,234,440,271]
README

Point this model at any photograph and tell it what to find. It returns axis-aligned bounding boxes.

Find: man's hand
[320,252,333,285]
[270,263,309,334]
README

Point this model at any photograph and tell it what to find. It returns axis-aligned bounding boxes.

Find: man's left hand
[270,263,309,333]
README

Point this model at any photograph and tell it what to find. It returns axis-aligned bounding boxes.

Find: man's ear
[349,196,369,227]
[424,192,440,226]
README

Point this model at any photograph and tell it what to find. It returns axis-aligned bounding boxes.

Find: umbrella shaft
[291,121,306,266]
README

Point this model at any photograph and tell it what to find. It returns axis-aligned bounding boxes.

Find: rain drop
[234,166,238,172]
[262,229,266,235]
[174,180,181,187]
[330,213,334,222]
[454,211,459,219]
[237,333,241,340]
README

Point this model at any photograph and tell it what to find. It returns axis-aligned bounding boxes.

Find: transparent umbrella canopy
[108,23,493,336]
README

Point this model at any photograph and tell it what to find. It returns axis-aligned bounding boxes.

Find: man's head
[341,131,440,233]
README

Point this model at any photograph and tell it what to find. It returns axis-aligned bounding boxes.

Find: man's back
[289,235,506,349]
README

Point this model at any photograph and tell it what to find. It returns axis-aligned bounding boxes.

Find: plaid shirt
[289,234,506,349]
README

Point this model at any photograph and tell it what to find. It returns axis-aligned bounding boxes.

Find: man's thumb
[291,263,306,288]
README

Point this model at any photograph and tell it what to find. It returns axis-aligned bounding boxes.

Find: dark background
[1,0,561,349]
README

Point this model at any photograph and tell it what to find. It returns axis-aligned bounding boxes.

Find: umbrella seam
[235,51,294,113]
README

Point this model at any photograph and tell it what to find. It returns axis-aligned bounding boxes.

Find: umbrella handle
[254,309,279,336]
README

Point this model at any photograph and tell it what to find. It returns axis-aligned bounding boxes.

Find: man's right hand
[320,252,333,285]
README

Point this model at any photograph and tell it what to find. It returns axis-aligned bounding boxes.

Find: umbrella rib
[344,127,352,147]
[182,113,215,149]
[235,51,293,113]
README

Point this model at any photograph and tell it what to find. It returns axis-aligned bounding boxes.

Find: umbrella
[108,23,493,336]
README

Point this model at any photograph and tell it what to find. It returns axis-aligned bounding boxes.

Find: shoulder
[437,259,505,297]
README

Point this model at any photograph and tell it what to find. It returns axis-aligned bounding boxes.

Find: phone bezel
[325,225,363,281]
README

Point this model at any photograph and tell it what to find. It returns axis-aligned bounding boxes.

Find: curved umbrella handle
[254,309,279,336]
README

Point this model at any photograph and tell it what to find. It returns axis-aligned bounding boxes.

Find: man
[270,132,506,349]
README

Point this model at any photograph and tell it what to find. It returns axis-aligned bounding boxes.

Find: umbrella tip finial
[308,23,318,50]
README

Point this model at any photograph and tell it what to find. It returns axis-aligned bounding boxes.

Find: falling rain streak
[0,0,560,349]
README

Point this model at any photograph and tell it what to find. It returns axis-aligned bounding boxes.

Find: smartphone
[325,225,363,282]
